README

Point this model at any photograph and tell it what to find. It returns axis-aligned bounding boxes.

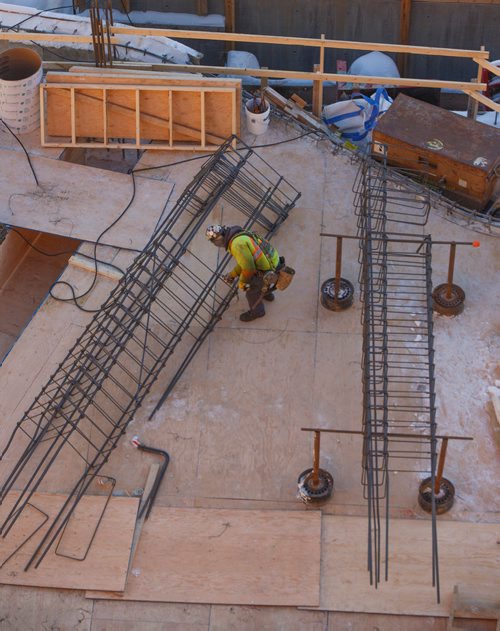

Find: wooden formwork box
[373,94,500,210]
[40,72,242,150]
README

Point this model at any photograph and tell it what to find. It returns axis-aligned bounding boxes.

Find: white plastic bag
[323,88,393,141]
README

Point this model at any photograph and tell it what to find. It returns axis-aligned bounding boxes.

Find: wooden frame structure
[40,74,240,150]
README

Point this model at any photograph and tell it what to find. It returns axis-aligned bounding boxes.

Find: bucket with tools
[245,94,271,135]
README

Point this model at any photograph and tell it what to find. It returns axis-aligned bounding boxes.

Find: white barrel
[0,48,43,135]
[245,97,271,136]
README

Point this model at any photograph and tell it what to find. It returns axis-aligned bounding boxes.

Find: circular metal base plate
[432,283,465,316]
[418,476,455,514]
[297,467,334,503]
[320,278,354,311]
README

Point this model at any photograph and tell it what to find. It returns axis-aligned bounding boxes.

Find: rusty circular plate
[297,467,334,503]
[418,476,455,514]
[432,283,465,316]
[320,277,354,311]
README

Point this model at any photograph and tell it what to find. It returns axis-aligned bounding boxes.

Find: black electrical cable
[132,130,318,175]
[247,129,316,149]
[48,170,137,312]
[0,118,39,186]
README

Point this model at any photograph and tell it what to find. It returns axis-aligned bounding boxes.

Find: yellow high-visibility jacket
[227,232,280,290]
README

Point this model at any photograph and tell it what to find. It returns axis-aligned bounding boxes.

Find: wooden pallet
[41,72,241,151]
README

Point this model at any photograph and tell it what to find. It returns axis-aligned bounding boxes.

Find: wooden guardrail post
[224,0,235,51]
[397,0,412,76]
[197,0,208,16]
[312,34,325,117]
[468,44,485,120]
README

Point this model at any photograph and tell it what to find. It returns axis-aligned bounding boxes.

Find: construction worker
[205,224,282,322]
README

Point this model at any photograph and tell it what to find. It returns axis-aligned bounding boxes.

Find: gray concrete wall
[132,1,499,81]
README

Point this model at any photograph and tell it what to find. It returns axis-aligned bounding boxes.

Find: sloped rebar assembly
[0,136,300,568]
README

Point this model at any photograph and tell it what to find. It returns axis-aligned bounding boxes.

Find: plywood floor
[87,508,321,607]
[0,103,498,628]
[0,492,138,591]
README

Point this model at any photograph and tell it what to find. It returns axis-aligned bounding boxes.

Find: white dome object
[349,51,400,78]
[346,51,400,89]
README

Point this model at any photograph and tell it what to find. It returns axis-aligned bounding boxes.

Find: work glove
[222,273,235,286]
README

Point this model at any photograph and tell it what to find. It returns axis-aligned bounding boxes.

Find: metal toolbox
[373,94,500,210]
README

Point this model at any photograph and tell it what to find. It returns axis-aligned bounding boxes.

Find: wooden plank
[86,508,321,606]
[0,492,138,591]
[126,463,160,575]
[44,63,488,92]
[0,149,173,250]
[0,33,110,43]
[318,515,499,616]
[463,88,500,111]
[68,253,124,280]
[109,26,490,59]
[473,57,500,76]
[46,71,242,88]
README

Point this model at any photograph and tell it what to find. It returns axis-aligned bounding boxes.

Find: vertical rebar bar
[445,242,456,299]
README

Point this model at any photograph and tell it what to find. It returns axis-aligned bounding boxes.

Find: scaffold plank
[86,508,321,606]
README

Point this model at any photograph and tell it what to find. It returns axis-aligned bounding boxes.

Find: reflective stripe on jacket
[227,232,279,289]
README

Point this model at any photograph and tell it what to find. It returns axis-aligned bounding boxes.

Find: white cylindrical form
[245,97,271,136]
[0,48,43,134]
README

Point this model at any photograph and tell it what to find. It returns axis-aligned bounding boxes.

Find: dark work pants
[246,274,266,315]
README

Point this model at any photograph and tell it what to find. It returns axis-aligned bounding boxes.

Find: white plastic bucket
[0,48,43,134]
[245,97,270,135]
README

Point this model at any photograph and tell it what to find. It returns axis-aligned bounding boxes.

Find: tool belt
[276,265,295,290]
[262,257,295,291]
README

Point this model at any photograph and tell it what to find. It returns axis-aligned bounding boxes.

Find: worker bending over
[206,224,283,322]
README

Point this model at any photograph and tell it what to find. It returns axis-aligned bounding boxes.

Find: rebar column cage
[0,136,300,569]
[353,145,441,599]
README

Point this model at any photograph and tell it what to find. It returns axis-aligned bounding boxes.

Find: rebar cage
[0,136,301,569]
[354,144,441,599]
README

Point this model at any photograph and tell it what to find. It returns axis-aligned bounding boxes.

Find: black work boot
[263,292,275,302]
[240,309,265,322]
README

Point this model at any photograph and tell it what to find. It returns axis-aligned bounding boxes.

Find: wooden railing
[1,26,498,114]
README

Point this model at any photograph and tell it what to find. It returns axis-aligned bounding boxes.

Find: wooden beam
[312,64,323,118]
[68,254,124,280]
[473,57,500,76]
[108,26,489,59]
[0,33,109,43]
[197,0,208,16]
[463,88,500,112]
[397,0,412,76]
[57,65,485,92]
